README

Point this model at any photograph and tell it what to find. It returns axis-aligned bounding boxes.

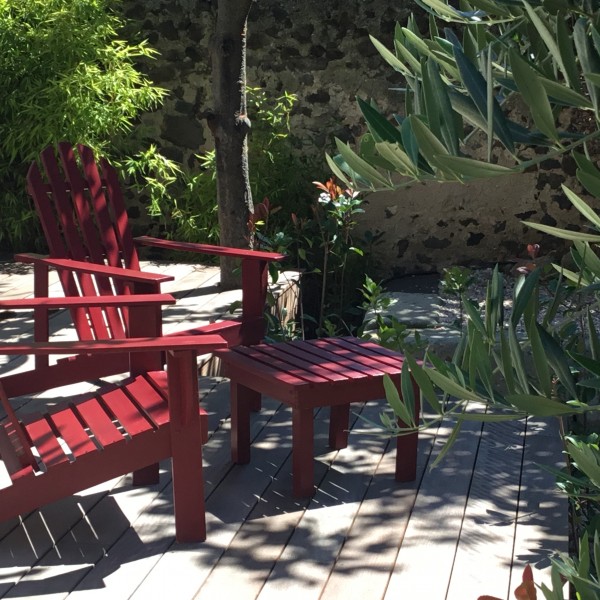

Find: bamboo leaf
[509,48,559,142]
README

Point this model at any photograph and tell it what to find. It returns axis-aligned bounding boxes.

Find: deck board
[0,262,568,599]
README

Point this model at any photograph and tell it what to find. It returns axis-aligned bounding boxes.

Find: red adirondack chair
[7,142,284,397]
[0,293,227,542]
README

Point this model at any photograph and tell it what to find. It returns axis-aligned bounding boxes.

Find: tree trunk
[209,0,254,290]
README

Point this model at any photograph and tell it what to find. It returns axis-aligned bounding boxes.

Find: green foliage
[0,0,165,249]
[250,183,371,339]
[330,1,600,191]
[140,86,325,244]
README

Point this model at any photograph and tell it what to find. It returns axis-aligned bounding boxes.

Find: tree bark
[209,0,254,290]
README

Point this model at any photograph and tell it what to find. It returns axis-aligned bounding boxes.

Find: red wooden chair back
[26,142,142,343]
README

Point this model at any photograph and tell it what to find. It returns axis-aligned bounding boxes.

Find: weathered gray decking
[0,261,568,599]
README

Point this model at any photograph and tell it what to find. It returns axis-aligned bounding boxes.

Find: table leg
[292,407,314,496]
[231,382,258,464]
[395,392,420,482]
[328,404,350,449]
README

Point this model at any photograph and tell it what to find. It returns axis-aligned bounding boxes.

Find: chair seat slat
[49,406,97,459]
[73,397,125,448]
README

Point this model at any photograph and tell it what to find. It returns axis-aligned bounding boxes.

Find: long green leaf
[325,153,354,189]
[511,269,541,326]
[335,139,392,188]
[509,323,530,394]
[526,313,552,398]
[509,49,558,142]
[426,59,460,154]
[430,420,463,470]
[370,35,412,76]
[536,323,578,399]
[357,97,404,144]
[383,374,415,427]
[525,221,600,243]
[424,366,483,401]
[422,57,443,141]
[407,115,459,179]
[433,155,515,178]
[577,170,600,199]
[561,184,600,230]
[506,393,579,416]
[499,329,517,394]
[394,39,423,75]
[449,30,515,152]
[538,78,591,108]
[401,360,417,424]
[459,412,525,422]
[588,309,600,361]
[404,353,443,415]
[522,1,570,87]
[375,142,419,177]
[574,18,600,117]
[556,11,581,94]
[574,240,600,278]
[566,440,600,489]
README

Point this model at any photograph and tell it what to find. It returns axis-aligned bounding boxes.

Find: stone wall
[123,0,596,277]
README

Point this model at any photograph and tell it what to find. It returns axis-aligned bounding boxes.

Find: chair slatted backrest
[26,143,138,342]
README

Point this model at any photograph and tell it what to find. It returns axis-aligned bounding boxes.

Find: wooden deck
[0,261,568,599]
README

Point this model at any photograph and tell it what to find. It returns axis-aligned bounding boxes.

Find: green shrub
[0,0,165,250]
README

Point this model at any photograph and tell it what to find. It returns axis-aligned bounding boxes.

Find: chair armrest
[15,253,174,285]
[0,334,227,356]
[134,236,286,262]
[0,294,177,311]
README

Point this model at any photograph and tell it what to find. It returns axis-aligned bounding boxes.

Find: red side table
[216,337,419,496]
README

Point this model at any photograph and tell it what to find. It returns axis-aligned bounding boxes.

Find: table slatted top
[217,337,406,407]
